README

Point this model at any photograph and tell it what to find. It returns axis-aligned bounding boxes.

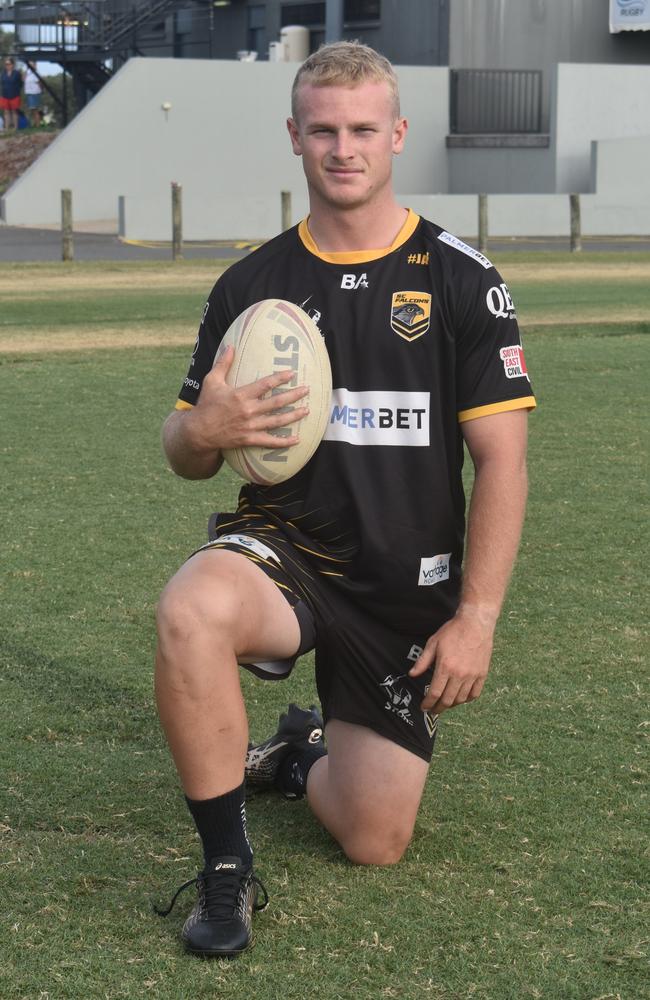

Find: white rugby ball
[214,299,332,486]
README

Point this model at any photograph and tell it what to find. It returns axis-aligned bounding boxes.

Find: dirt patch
[0,131,60,193]
[0,324,195,354]
[520,308,648,326]
[501,262,650,282]
[0,266,225,296]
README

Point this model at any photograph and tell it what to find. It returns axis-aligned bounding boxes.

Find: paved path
[0,225,648,262]
[0,226,255,262]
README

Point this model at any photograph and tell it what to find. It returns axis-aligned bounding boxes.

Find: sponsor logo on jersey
[340,273,369,290]
[487,282,517,319]
[200,301,209,325]
[323,389,430,447]
[213,534,281,563]
[380,675,414,727]
[499,345,530,380]
[407,252,430,265]
[183,376,200,391]
[438,231,493,270]
[407,643,423,663]
[390,291,432,341]
[418,553,451,586]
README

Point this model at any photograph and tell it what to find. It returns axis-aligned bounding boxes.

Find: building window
[345,0,380,23]
[248,4,265,54]
[281,4,326,28]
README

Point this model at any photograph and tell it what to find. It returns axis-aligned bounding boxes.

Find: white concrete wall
[409,186,650,240]
[1,58,649,238]
[0,57,449,233]
[553,63,650,193]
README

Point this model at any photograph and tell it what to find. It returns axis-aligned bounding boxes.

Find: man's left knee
[341,824,413,867]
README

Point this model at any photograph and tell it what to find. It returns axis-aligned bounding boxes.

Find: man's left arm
[410,408,529,713]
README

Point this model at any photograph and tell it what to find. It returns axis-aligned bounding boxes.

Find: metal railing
[450,69,543,134]
[11,0,190,57]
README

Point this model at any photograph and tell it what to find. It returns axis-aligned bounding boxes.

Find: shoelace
[154,868,269,920]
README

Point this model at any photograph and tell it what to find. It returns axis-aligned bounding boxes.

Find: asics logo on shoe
[247,740,289,764]
[213,862,237,871]
[308,729,323,744]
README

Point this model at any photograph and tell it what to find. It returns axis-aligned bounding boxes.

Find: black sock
[185,782,253,868]
[277,745,327,798]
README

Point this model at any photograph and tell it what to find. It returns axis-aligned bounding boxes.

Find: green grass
[1,257,648,999]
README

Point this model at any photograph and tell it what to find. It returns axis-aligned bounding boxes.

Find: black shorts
[193,512,439,763]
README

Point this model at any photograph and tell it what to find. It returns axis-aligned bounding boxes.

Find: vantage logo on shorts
[418,553,451,586]
[391,291,432,341]
[323,389,430,446]
[499,345,529,380]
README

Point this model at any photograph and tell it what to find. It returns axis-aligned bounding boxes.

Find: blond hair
[291,41,400,120]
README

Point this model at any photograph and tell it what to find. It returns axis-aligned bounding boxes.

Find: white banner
[609,0,650,32]
[323,389,430,447]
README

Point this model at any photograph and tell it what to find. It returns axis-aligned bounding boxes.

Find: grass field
[1,254,648,1000]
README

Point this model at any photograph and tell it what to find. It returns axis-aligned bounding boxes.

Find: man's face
[287,79,407,212]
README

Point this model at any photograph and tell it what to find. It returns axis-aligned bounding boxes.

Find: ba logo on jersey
[390,291,432,341]
[341,273,369,290]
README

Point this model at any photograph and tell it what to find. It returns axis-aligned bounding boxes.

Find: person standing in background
[23,62,43,127]
[1,58,23,131]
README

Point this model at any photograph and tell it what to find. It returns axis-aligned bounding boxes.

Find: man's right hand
[161,345,310,480]
[190,344,310,452]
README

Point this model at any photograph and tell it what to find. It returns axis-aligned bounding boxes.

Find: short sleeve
[175,275,235,409]
[454,265,536,423]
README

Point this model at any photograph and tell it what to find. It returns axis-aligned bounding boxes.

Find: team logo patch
[390,291,432,342]
[379,675,414,727]
[499,345,530,380]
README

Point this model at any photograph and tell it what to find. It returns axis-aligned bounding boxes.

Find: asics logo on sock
[308,729,323,744]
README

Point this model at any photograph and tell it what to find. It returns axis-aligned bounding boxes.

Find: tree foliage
[0,28,16,58]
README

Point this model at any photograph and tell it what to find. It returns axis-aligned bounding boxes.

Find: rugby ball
[214,299,332,486]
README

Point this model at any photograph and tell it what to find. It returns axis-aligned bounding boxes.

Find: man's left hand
[408,608,495,714]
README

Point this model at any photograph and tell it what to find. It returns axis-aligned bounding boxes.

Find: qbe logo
[418,553,451,586]
[486,283,516,320]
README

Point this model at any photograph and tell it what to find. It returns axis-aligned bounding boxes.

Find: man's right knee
[156,564,239,654]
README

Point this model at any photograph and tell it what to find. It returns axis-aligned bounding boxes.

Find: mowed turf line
[0,258,648,1000]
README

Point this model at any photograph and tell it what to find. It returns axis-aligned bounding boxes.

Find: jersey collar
[298,209,420,264]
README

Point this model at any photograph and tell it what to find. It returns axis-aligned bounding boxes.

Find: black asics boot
[155,855,268,957]
[245,703,325,794]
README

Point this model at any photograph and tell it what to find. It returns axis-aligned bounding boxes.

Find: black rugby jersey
[176,211,535,632]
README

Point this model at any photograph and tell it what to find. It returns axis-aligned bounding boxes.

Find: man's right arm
[162,407,225,480]
[163,345,309,480]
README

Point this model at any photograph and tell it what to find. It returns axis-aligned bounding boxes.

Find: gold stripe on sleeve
[175,399,194,411]
[458,396,537,423]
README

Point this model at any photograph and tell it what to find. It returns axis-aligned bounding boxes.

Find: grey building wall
[448,0,650,131]
[113,0,450,65]
[447,60,650,194]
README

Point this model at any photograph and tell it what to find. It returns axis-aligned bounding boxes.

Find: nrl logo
[390,291,432,342]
